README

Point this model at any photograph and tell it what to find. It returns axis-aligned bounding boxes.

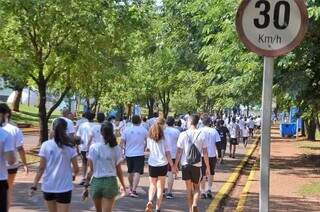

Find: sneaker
[145,202,153,212]
[200,193,207,199]
[206,190,213,199]
[130,191,139,198]
[166,193,174,199]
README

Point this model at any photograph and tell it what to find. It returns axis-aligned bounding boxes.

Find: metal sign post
[260,57,274,212]
[235,0,308,211]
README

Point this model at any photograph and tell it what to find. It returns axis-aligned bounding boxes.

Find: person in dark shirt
[216,120,230,162]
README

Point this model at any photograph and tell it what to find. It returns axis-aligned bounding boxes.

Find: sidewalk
[243,128,320,211]
[11,133,257,211]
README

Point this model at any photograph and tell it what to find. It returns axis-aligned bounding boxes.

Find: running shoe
[145,202,153,212]
[206,190,213,199]
[130,191,139,198]
[166,193,174,199]
[200,193,207,199]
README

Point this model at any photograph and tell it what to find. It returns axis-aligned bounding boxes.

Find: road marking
[207,136,260,212]
[236,159,258,212]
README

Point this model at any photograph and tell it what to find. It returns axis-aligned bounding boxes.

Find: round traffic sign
[236,0,308,57]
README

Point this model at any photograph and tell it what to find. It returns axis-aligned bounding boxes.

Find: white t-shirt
[239,119,245,130]
[0,128,14,180]
[248,119,255,129]
[76,117,88,129]
[147,138,170,167]
[164,127,180,159]
[76,122,93,152]
[88,143,123,178]
[3,123,24,169]
[147,117,157,128]
[242,127,250,137]
[121,125,148,157]
[228,123,240,139]
[200,126,221,158]
[61,117,76,135]
[176,129,207,167]
[39,140,77,193]
[91,123,104,144]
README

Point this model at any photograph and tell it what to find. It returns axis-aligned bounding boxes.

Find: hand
[217,157,222,164]
[172,165,177,175]
[81,188,89,202]
[28,188,35,197]
[120,186,127,197]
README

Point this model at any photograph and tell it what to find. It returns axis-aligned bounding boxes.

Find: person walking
[242,123,250,148]
[199,115,222,199]
[173,114,210,212]
[216,120,230,162]
[163,116,180,199]
[228,117,241,158]
[83,122,126,212]
[145,118,173,212]
[91,112,106,144]
[76,112,95,185]
[120,115,148,198]
[0,105,15,212]
[0,104,29,209]
[29,118,79,212]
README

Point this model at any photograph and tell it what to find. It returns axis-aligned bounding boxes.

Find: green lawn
[298,182,320,197]
[11,104,60,126]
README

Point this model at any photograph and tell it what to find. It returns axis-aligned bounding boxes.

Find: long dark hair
[53,118,71,148]
[101,122,117,148]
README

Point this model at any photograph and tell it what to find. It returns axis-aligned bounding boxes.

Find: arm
[84,159,93,188]
[17,146,29,173]
[173,148,183,173]
[216,142,222,158]
[116,164,126,191]
[71,156,79,179]
[202,147,210,176]
[165,151,174,168]
[4,151,15,166]
[29,157,46,195]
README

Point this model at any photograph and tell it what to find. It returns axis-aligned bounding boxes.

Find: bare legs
[93,198,115,212]
[147,176,166,211]
[185,180,200,212]
[7,173,16,209]
[46,201,70,212]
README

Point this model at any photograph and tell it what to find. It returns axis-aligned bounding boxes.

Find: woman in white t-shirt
[242,123,250,148]
[83,122,126,212]
[145,118,173,212]
[29,118,79,212]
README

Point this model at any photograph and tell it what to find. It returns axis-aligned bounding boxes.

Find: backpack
[186,132,202,165]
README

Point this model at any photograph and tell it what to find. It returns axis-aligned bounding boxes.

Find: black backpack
[186,132,202,165]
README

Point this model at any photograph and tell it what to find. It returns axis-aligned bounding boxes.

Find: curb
[207,136,260,212]
[236,159,258,212]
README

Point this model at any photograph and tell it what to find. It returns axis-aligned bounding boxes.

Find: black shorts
[0,180,8,212]
[230,138,238,145]
[149,165,168,178]
[43,190,72,204]
[8,167,18,175]
[201,157,217,176]
[181,165,202,184]
[80,151,88,163]
[220,140,227,150]
[126,156,145,175]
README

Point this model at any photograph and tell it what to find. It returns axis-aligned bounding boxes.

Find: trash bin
[279,123,296,138]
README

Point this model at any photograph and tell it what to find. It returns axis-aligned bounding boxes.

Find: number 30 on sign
[236,0,308,57]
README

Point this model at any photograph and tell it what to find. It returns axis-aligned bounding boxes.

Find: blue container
[280,123,296,138]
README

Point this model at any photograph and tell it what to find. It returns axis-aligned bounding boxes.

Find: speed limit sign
[236,0,308,57]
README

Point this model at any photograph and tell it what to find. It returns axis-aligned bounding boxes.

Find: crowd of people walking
[0,103,259,212]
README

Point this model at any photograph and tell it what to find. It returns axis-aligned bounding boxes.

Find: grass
[297,140,320,155]
[298,182,320,197]
[11,104,60,126]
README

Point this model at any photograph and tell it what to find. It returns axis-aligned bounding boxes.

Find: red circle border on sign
[236,0,308,57]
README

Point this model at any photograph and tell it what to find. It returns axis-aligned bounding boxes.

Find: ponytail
[101,122,118,148]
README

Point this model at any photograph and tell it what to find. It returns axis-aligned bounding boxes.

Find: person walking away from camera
[76,112,95,185]
[29,118,79,212]
[141,116,149,131]
[248,117,255,137]
[199,116,222,199]
[91,113,106,144]
[242,123,250,148]
[76,112,88,131]
[0,106,15,212]
[145,118,173,212]
[0,104,28,209]
[216,120,230,162]
[83,122,126,212]
[173,115,210,212]
[228,117,241,158]
[121,115,148,198]
[163,116,180,199]
[61,109,76,139]
[147,112,159,129]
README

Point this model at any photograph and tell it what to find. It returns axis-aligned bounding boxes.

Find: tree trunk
[127,103,132,118]
[306,118,317,141]
[301,119,306,137]
[12,88,23,112]
[162,102,169,118]
[147,98,155,118]
[38,79,49,144]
